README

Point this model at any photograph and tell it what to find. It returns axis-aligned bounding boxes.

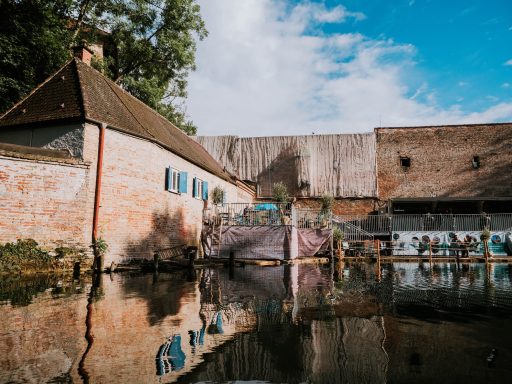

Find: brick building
[198,123,512,216]
[0,52,254,265]
[375,124,512,214]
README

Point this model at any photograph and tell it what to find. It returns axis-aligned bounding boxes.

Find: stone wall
[0,123,86,158]
[376,123,512,200]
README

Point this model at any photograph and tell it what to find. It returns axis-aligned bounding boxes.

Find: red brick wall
[0,122,253,264]
[0,155,91,249]
[295,198,376,216]
[84,124,253,264]
[376,124,512,200]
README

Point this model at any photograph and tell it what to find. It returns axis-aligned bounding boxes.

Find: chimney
[72,44,94,66]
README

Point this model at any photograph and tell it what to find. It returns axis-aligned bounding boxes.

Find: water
[1,262,512,383]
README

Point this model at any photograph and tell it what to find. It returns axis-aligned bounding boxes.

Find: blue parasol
[254,203,279,211]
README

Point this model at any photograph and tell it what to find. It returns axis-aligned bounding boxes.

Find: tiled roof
[0,59,233,183]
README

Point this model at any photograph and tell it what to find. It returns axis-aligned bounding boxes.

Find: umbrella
[254,203,279,211]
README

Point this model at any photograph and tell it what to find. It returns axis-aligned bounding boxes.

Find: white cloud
[505,59,512,66]
[187,0,512,136]
[458,81,468,86]
[503,82,510,88]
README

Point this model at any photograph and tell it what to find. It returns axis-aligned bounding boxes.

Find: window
[193,177,203,199]
[193,178,209,200]
[472,156,480,169]
[400,156,411,169]
[166,168,188,193]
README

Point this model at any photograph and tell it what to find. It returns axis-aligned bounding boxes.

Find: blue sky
[187,0,512,136]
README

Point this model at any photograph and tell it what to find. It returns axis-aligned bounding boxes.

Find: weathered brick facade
[0,150,91,249]
[376,123,512,201]
[295,198,376,216]
[84,124,253,264]
[0,122,253,264]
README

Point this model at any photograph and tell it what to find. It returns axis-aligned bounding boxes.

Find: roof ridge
[75,59,190,139]
[1,58,75,119]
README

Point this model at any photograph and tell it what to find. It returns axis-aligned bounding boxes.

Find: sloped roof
[0,58,233,183]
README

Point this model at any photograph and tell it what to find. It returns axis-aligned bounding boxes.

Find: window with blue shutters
[178,172,188,193]
[192,178,208,201]
[166,168,187,194]
[202,181,208,201]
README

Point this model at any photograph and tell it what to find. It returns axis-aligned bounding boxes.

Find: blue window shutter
[192,177,197,198]
[179,172,188,193]
[222,190,227,205]
[202,181,209,201]
[165,167,172,191]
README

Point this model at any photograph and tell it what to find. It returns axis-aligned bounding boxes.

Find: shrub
[332,227,344,243]
[272,182,289,203]
[320,194,334,213]
[0,239,53,273]
[212,186,225,205]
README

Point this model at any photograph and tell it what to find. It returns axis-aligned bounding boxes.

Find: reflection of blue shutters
[222,190,227,205]
[165,167,172,191]
[179,172,187,193]
[192,177,197,198]
[202,181,208,201]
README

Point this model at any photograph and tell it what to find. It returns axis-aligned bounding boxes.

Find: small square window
[400,157,411,168]
[472,156,480,169]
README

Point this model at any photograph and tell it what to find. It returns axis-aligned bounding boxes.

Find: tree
[0,0,72,114]
[0,0,207,135]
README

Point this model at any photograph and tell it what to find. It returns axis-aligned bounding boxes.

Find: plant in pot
[319,193,334,228]
[211,186,224,225]
[480,227,491,259]
[272,182,289,203]
[91,238,108,273]
[333,227,344,257]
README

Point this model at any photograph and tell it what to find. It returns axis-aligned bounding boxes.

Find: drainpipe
[92,123,106,272]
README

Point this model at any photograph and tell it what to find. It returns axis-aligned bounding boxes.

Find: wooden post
[429,240,433,266]
[229,251,235,268]
[153,252,160,272]
[376,240,381,281]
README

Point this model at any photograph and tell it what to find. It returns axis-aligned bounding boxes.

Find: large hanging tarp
[196,134,377,198]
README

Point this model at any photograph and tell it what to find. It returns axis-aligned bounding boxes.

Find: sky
[186,0,512,136]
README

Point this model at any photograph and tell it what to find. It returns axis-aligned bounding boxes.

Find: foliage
[0,0,207,135]
[0,239,87,274]
[91,237,108,257]
[0,0,72,113]
[332,227,344,243]
[212,186,224,205]
[480,227,491,241]
[320,193,334,213]
[272,182,289,203]
[0,239,53,273]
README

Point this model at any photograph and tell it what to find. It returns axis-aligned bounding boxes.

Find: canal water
[1,262,512,383]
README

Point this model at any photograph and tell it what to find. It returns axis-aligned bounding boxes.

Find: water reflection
[0,262,511,383]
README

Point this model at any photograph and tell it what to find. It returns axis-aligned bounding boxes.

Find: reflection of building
[2,263,511,383]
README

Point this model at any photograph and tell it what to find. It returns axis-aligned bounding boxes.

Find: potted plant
[333,227,344,257]
[91,237,108,273]
[480,227,491,259]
